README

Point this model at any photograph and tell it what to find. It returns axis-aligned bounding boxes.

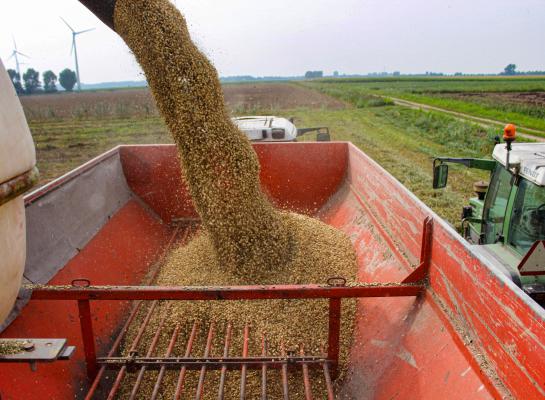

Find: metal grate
[22,218,433,399]
[85,300,335,400]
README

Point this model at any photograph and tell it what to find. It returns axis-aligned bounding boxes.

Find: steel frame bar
[322,361,334,400]
[98,355,327,369]
[261,335,268,400]
[218,323,232,399]
[29,283,422,301]
[300,344,313,400]
[77,299,98,379]
[129,316,166,399]
[174,321,198,400]
[280,342,289,399]
[327,298,342,377]
[240,325,250,399]
[402,217,434,283]
[195,323,215,400]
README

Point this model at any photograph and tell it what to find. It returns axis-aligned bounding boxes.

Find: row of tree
[304,71,323,79]
[7,68,78,95]
[499,64,545,76]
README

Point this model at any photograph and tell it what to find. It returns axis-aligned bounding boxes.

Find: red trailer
[1,142,544,399]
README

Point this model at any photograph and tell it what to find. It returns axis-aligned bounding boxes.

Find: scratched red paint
[0,200,172,400]
[345,142,545,399]
[322,187,494,399]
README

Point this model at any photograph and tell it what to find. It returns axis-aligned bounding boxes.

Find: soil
[440,91,545,107]
[224,83,346,111]
[20,83,345,121]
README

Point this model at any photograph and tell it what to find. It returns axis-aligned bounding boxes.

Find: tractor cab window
[508,180,545,255]
[483,165,513,244]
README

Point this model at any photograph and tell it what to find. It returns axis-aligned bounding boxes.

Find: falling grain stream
[79,0,358,397]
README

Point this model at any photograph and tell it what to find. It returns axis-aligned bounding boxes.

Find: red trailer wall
[119,143,348,222]
[346,142,545,399]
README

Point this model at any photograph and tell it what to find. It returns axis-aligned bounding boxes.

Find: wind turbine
[7,37,29,78]
[60,17,94,91]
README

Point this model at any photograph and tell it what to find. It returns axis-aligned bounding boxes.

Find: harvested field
[19,83,345,120]
[20,89,156,120]
[23,82,346,185]
[224,83,346,112]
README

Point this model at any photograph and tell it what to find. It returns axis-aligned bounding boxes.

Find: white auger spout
[0,60,38,326]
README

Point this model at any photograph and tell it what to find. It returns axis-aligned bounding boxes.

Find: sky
[1,0,544,84]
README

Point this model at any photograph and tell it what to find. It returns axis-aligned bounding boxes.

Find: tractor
[433,124,545,303]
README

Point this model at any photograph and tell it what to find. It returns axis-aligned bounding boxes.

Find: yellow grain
[112,0,358,398]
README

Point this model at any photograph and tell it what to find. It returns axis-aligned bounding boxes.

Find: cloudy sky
[1,0,544,83]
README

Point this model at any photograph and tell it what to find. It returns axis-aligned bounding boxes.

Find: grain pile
[112,0,357,397]
[115,0,295,277]
[0,340,27,356]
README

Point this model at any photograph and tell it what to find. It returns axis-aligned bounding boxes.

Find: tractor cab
[433,125,545,304]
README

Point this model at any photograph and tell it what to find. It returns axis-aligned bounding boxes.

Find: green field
[22,78,543,228]
[295,106,495,224]
[29,116,171,181]
[305,76,545,133]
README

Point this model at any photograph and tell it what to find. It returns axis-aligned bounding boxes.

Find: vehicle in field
[433,124,545,303]
[232,115,330,142]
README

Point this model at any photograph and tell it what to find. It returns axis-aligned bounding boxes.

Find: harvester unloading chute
[0,60,38,326]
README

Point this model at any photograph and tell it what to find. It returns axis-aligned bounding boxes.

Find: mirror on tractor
[433,163,449,189]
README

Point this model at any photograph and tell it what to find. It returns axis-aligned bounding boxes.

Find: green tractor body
[433,139,545,304]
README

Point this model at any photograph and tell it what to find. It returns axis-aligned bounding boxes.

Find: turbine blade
[12,36,17,50]
[76,28,95,35]
[16,51,29,58]
[7,52,14,61]
[60,16,75,32]
[70,40,75,56]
